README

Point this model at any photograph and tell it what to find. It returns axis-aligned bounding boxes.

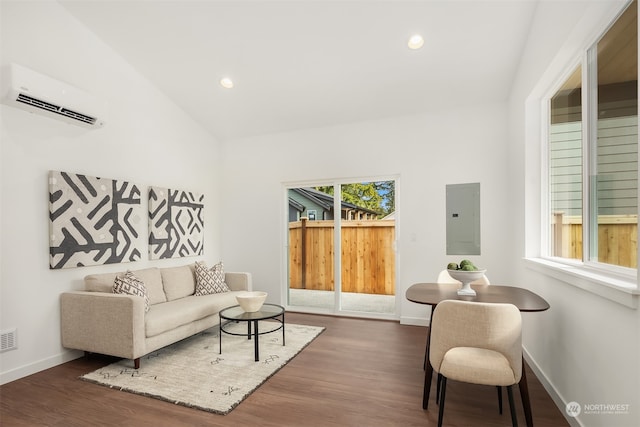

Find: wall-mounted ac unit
[1,63,106,129]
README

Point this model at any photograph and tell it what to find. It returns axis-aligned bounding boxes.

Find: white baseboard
[400,316,429,326]
[0,349,82,385]
[523,347,583,427]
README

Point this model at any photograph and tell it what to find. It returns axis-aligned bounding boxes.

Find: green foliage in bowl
[446,259,480,271]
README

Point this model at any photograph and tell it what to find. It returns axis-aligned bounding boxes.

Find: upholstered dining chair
[436,269,490,285]
[422,271,492,369]
[429,300,523,427]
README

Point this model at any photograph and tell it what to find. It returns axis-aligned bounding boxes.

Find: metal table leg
[253,320,259,361]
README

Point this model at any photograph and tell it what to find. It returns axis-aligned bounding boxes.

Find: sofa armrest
[60,291,146,360]
[225,272,252,292]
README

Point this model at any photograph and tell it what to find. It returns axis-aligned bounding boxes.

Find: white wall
[0,1,222,384]
[508,1,639,426]
[221,103,511,324]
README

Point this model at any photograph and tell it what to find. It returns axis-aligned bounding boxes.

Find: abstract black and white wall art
[148,186,204,259]
[49,171,143,269]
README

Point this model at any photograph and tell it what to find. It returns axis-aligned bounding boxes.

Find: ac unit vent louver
[1,63,106,128]
[16,94,98,125]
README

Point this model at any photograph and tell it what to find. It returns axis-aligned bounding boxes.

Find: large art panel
[49,171,143,269]
[148,186,204,259]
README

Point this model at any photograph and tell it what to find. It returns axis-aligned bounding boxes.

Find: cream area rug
[81,322,324,415]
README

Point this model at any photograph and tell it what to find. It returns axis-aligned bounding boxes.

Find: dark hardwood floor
[1,313,569,427]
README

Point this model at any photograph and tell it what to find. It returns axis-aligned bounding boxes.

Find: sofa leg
[134,358,140,369]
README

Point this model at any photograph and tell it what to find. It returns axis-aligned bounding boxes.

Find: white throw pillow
[194,261,230,295]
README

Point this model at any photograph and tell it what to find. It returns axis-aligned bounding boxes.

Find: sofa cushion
[194,261,230,295]
[113,271,150,312]
[145,291,243,337]
[85,267,167,305]
[127,268,167,305]
[161,265,196,301]
[85,272,119,293]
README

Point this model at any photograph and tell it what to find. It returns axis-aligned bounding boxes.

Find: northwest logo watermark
[566,402,581,417]
[566,401,631,417]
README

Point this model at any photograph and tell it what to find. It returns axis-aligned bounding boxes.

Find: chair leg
[436,374,442,404]
[507,385,518,427]
[437,377,447,427]
[497,386,503,414]
[423,327,429,370]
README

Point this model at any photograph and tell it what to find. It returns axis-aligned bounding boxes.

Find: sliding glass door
[286,179,397,317]
[287,186,337,311]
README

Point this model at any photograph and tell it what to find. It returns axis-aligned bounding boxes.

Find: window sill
[523,258,639,309]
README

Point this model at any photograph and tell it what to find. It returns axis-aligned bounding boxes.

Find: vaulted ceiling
[59,0,538,141]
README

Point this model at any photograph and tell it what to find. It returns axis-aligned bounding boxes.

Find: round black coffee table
[219,303,285,361]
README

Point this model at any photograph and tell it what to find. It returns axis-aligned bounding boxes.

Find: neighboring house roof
[289,197,305,213]
[382,211,395,220]
[291,188,333,211]
[289,187,381,217]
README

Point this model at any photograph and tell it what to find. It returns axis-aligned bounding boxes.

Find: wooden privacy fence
[289,218,395,295]
[552,213,637,268]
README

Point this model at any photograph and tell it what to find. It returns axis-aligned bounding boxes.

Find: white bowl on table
[447,269,486,296]
[236,291,268,312]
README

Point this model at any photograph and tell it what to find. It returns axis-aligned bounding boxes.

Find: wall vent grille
[1,328,17,353]
[16,94,98,125]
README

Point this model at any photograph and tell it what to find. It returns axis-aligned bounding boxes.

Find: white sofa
[60,263,251,368]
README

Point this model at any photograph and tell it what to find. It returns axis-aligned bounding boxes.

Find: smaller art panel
[148,186,204,259]
[49,170,143,269]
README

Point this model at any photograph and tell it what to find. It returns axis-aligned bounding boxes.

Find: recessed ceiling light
[408,34,424,50]
[220,77,234,89]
